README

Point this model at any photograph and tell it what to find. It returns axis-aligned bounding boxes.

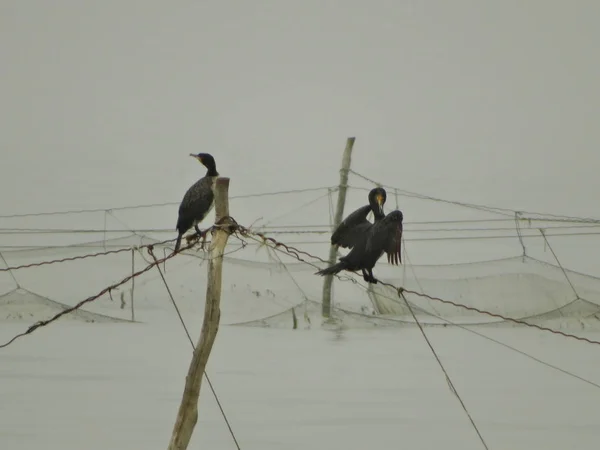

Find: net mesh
[2,233,600,332]
[2,180,600,333]
[367,256,600,329]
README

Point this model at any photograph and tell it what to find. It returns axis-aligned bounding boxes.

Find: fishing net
[2,232,600,331]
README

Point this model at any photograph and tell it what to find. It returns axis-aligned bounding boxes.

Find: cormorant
[330,187,387,250]
[316,208,403,284]
[174,153,219,252]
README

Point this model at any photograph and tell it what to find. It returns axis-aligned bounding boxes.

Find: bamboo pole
[321,137,355,317]
[167,177,232,450]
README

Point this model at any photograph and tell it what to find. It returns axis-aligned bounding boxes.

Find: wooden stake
[322,137,355,317]
[167,177,232,450]
[131,248,135,322]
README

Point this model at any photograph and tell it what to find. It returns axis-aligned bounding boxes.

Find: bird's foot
[361,269,371,283]
[199,231,209,251]
[366,273,379,284]
[181,235,198,253]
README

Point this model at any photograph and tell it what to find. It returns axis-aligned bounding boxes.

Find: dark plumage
[316,209,403,284]
[330,187,387,250]
[174,153,219,252]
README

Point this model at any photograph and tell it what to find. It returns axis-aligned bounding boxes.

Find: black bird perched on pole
[174,153,219,252]
[316,207,403,284]
[330,187,387,250]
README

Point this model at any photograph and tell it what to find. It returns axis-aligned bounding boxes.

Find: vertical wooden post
[130,248,135,322]
[167,177,232,450]
[321,137,355,318]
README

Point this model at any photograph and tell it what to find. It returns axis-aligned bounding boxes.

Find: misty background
[1,1,599,272]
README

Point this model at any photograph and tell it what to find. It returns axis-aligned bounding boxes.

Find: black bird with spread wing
[330,187,387,250]
[316,205,403,284]
[174,153,219,252]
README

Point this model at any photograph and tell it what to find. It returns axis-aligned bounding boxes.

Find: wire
[363,276,600,391]
[348,171,515,217]
[398,290,489,449]
[392,286,600,346]
[0,238,193,349]
[348,171,600,223]
[4,227,600,256]
[4,215,600,450]
[396,245,600,391]
[539,229,581,300]
[3,218,600,450]
[4,223,600,353]
[242,229,600,392]
[0,246,142,271]
[235,228,600,346]
[3,223,600,235]
[0,186,336,219]
[260,191,333,227]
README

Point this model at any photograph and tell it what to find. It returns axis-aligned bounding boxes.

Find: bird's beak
[376,194,384,215]
[189,153,202,162]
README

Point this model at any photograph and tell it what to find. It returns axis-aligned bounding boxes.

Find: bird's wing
[385,224,402,265]
[331,205,372,249]
[176,177,215,230]
[180,178,214,210]
[366,210,403,265]
[383,211,403,265]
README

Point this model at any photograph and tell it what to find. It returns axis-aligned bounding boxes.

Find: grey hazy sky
[1,1,599,270]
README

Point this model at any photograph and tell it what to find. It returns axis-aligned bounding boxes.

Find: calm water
[1,319,599,450]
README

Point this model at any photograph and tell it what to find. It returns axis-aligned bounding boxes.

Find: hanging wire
[514,211,527,259]
[539,229,581,300]
[260,191,333,227]
[0,251,20,288]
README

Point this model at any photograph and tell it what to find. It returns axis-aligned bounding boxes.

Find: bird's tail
[315,261,348,277]
[174,233,182,253]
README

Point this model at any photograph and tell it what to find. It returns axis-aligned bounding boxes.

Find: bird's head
[369,187,387,216]
[190,153,212,166]
[189,153,218,175]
